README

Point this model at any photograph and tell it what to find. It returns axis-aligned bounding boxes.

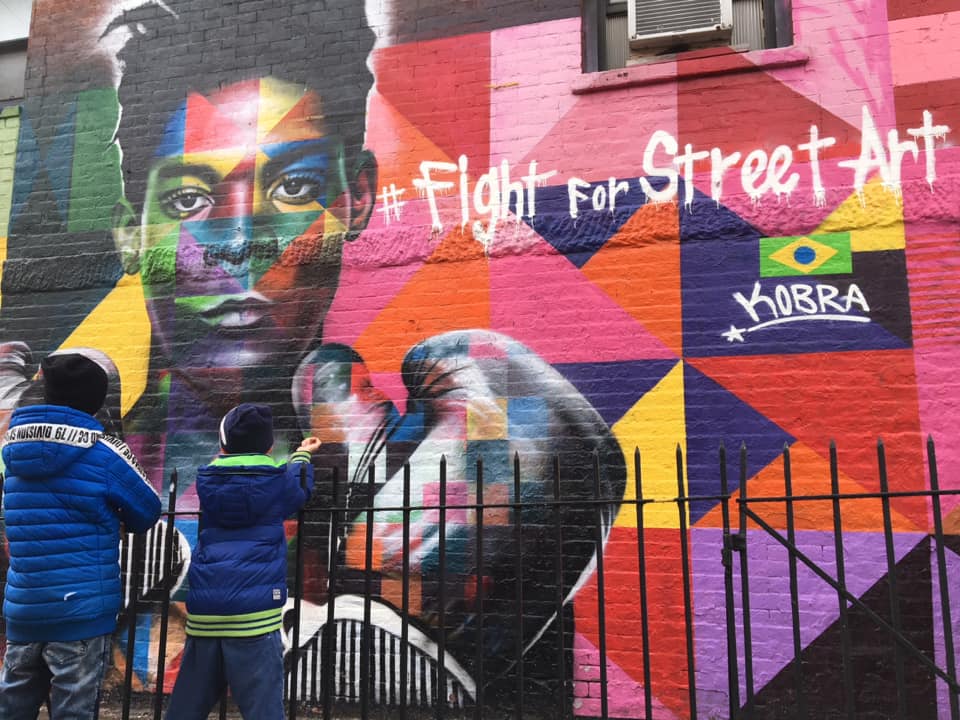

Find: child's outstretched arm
[284,436,320,515]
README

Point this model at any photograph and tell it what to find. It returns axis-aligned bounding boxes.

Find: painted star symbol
[722,325,746,343]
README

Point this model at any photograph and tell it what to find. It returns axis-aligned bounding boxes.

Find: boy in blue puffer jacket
[0,352,162,720]
[165,403,319,720]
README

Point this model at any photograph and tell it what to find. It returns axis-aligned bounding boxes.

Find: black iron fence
[5,438,960,719]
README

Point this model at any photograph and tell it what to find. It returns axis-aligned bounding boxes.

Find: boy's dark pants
[165,630,284,720]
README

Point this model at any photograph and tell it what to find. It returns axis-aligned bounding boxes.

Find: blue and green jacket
[185,450,313,637]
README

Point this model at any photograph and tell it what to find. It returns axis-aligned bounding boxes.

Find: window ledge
[573,45,809,95]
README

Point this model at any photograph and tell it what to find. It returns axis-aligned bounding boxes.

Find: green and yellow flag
[759,233,852,277]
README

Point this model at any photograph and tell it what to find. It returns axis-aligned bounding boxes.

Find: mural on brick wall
[1,0,960,717]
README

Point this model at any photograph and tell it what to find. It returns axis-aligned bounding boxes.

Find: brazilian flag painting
[759,233,852,277]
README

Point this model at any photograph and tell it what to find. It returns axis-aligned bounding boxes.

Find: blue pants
[165,631,285,720]
[0,633,112,720]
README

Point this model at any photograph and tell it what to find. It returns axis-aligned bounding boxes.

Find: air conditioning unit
[629,0,734,50]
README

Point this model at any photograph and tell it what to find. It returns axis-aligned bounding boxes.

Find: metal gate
[720,439,960,720]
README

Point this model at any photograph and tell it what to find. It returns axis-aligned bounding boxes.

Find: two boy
[0,352,317,720]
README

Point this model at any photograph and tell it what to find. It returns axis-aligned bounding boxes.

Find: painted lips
[199,296,273,331]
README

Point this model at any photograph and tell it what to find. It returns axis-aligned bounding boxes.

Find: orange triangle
[688,351,927,527]
[365,92,456,190]
[945,503,960,536]
[697,442,921,532]
[352,226,491,374]
[581,202,682,355]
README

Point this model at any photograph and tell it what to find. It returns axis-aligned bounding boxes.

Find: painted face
[134,78,353,370]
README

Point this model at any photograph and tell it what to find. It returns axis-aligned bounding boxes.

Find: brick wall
[0,1,958,717]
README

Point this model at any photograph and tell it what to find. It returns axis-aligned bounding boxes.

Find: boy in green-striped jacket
[165,403,319,720]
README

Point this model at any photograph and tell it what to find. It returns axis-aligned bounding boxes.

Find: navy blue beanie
[41,353,108,415]
[219,403,274,454]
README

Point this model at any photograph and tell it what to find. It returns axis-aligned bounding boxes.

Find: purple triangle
[523,177,670,269]
[684,363,794,523]
[692,528,926,717]
[554,359,678,428]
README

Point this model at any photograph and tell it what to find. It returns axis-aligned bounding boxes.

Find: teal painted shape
[10,101,78,227]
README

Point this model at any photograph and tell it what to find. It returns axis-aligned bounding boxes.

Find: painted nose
[203,218,253,266]
[195,217,278,289]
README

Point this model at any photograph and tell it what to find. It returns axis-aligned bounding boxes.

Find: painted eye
[160,188,214,219]
[271,175,323,205]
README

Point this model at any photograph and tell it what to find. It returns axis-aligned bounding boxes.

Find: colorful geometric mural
[1,0,959,717]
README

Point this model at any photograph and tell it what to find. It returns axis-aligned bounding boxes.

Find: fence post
[552,454,567,718]
[928,436,960,720]
[877,439,908,720]
[738,443,755,719]
[513,452,525,720]
[474,456,485,719]
[288,462,308,720]
[360,464,375,720]
[322,465,340,720]
[719,443,740,720]
[437,455,448,716]
[634,448,653,720]
[675,444,696,719]
[829,441,856,720]
[152,470,179,720]
[121,532,145,720]
[783,444,807,719]
[400,462,411,717]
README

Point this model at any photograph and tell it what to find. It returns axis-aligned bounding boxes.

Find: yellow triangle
[182,148,248,181]
[256,77,308,143]
[58,273,151,417]
[323,209,347,236]
[815,177,905,251]
[611,360,687,530]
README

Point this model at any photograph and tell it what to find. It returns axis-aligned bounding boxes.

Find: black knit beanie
[219,403,274,454]
[41,353,109,416]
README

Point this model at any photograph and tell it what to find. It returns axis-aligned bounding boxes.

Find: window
[0,0,32,102]
[0,39,27,103]
[583,0,793,72]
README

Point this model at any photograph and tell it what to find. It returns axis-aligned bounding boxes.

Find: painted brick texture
[0,1,958,718]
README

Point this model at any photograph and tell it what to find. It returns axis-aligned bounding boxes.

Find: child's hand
[297,436,322,454]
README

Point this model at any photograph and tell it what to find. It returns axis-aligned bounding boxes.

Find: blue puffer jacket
[185,452,313,637]
[1,404,162,642]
